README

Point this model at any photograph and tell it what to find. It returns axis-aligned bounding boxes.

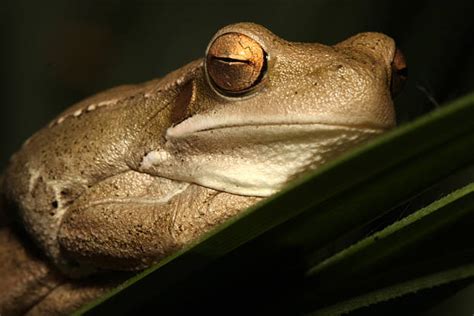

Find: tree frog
[0,23,406,315]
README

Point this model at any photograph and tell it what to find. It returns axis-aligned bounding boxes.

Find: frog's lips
[166,114,389,138]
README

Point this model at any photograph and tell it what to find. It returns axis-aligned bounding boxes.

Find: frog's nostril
[390,47,408,97]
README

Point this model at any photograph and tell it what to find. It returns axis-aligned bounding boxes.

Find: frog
[0,22,407,315]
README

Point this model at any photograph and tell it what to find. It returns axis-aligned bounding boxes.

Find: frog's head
[141,22,407,197]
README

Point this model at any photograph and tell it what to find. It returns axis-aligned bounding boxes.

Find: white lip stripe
[166,113,385,139]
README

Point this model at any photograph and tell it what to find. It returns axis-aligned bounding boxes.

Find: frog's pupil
[211,56,252,65]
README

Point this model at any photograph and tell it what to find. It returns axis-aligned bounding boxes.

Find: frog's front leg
[58,170,261,271]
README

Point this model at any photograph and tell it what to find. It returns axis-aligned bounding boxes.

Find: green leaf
[77,92,474,315]
[308,264,474,316]
[305,183,474,314]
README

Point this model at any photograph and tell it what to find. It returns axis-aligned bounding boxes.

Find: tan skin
[0,23,406,315]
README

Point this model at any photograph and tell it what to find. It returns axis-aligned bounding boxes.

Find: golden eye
[206,32,266,94]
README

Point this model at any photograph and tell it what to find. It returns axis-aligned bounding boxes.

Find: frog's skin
[0,23,405,315]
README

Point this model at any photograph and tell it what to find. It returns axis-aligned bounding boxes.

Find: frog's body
[0,23,405,315]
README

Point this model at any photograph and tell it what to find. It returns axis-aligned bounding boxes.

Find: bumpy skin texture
[1,23,398,314]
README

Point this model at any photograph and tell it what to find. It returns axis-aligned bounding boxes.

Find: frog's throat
[141,124,383,197]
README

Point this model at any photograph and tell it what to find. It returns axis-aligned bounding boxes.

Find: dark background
[1,1,474,314]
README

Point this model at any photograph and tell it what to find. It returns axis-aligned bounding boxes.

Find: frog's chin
[141,123,383,197]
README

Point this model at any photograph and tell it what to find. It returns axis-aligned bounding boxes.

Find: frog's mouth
[166,113,389,139]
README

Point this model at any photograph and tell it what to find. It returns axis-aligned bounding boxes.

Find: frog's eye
[390,48,408,97]
[206,32,267,94]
